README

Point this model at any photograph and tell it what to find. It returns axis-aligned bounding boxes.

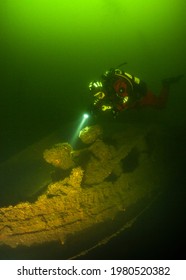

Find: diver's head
[102,68,123,84]
[102,69,115,80]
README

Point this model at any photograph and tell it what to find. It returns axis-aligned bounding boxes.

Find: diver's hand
[112,110,119,119]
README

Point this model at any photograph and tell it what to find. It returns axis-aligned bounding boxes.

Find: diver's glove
[88,104,97,115]
[88,104,101,120]
[112,109,119,119]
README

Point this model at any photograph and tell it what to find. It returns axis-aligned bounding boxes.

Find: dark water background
[0,0,186,259]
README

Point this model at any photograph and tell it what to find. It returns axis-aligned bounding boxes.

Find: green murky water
[0,0,185,259]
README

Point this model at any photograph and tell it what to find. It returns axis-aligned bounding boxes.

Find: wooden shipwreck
[0,122,169,258]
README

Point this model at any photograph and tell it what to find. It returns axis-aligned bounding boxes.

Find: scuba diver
[89,65,183,118]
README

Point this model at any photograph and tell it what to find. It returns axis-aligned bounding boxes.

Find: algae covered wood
[0,123,166,250]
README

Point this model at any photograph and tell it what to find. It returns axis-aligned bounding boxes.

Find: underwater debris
[79,124,102,144]
[43,142,74,170]
[83,139,116,185]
